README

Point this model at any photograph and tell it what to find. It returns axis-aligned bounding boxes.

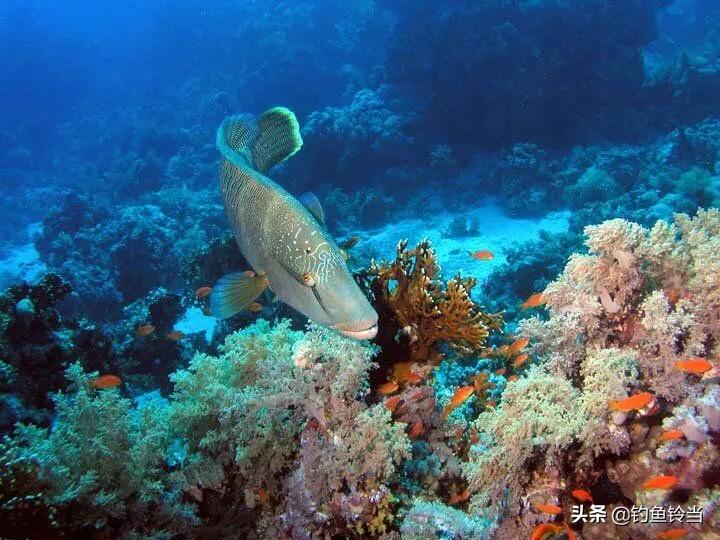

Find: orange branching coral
[363,239,502,364]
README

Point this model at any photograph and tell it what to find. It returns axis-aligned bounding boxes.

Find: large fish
[210,107,378,340]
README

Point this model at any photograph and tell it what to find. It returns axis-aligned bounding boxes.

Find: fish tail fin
[216,114,258,169]
[217,107,303,173]
[252,107,303,173]
[210,272,269,319]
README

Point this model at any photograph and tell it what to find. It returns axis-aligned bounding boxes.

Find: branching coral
[363,239,502,365]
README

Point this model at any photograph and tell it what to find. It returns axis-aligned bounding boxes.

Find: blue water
[1,1,718,538]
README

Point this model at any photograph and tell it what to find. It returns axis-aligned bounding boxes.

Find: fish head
[267,229,378,340]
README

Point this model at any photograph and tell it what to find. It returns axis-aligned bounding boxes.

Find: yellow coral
[364,239,502,363]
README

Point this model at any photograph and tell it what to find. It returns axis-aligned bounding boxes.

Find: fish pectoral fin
[210,272,269,319]
[299,191,325,225]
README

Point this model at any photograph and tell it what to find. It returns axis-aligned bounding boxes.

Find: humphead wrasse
[211,107,379,340]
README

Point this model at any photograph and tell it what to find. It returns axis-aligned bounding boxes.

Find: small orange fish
[564,522,577,540]
[470,430,479,444]
[470,250,494,261]
[378,381,399,395]
[513,353,529,369]
[254,487,269,505]
[135,324,155,337]
[665,288,681,304]
[533,502,563,515]
[609,391,654,412]
[195,286,212,299]
[486,400,497,408]
[571,489,593,503]
[530,523,563,540]
[409,422,424,438]
[494,368,507,375]
[405,371,423,384]
[166,331,185,341]
[394,362,424,384]
[247,302,263,312]
[448,489,470,505]
[442,386,475,418]
[656,529,689,539]
[642,475,678,490]
[521,292,545,310]
[508,337,529,355]
[91,374,122,390]
[674,358,712,374]
[659,429,684,442]
[385,395,402,413]
[244,270,256,277]
[449,386,475,408]
[507,375,519,382]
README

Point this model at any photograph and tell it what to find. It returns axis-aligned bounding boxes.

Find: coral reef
[0,436,59,539]
[6,320,411,538]
[464,210,720,538]
[400,500,491,539]
[34,190,227,321]
[3,210,720,538]
[0,273,117,432]
[2,2,720,538]
[299,86,415,188]
[111,287,190,393]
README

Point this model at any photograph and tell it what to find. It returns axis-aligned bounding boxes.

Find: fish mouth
[334,323,378,340]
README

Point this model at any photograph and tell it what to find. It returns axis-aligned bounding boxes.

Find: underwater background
[1,0,720,538]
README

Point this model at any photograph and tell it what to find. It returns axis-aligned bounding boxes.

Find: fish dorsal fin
[299,192,325,225]
[216,107,303,174]
[252,107,303,173]
[216,114,258,169]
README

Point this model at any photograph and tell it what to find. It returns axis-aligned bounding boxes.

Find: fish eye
[301,273,316,287]
[305,247,312,254]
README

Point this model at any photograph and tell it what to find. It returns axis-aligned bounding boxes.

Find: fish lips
[333,321,379,340]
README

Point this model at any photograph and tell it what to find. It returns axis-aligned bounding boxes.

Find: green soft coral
[5,318,411,538]
[168,319,303,492]
[463,367,584,517]
[169,318,386,500]
[13,363,189,532]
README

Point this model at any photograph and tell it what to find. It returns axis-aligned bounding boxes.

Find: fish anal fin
[210,272,269,319]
